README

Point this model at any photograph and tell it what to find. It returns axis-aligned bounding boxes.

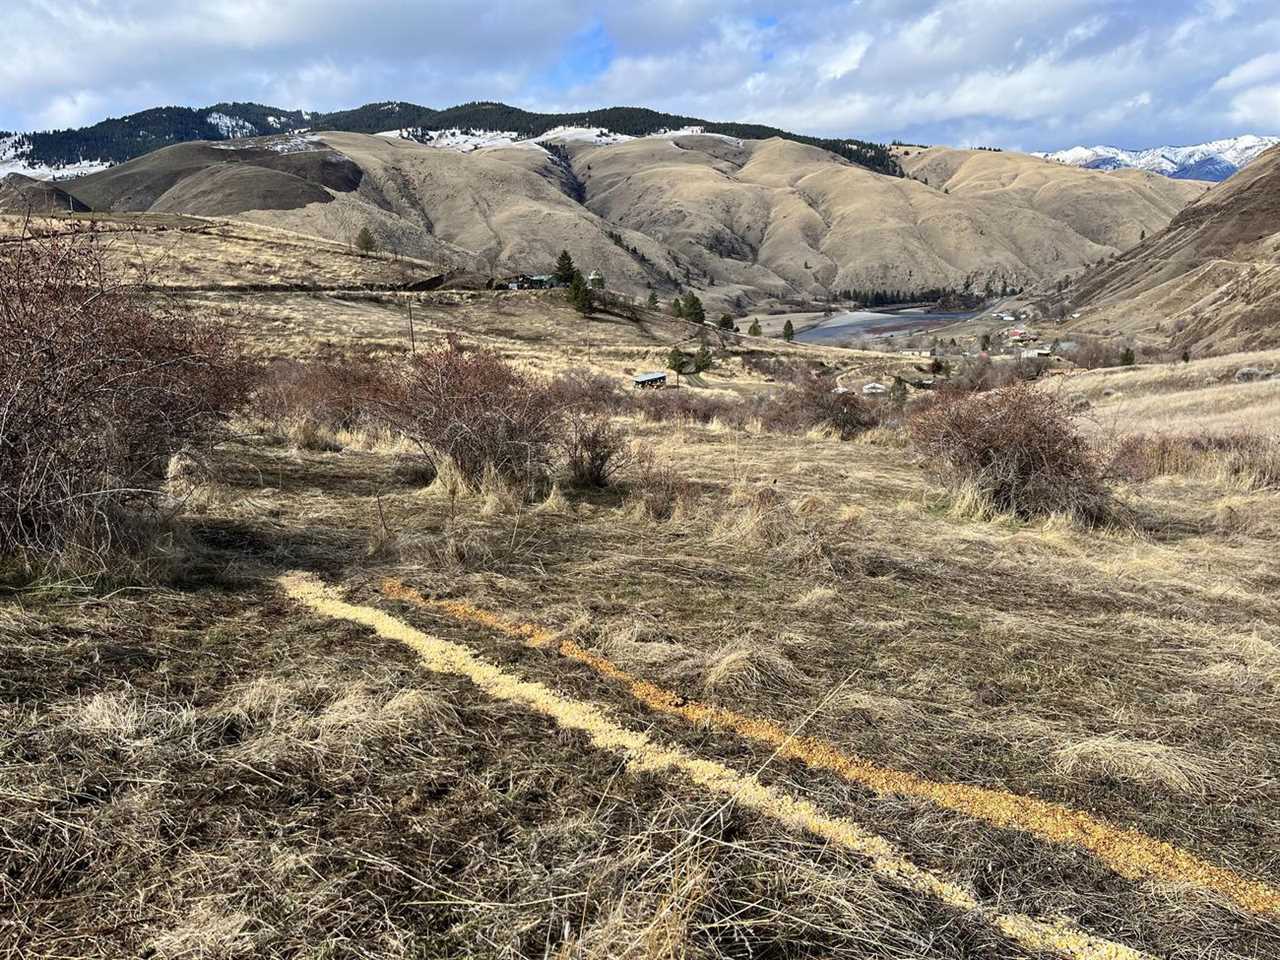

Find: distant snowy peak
[1035,135,1280,182]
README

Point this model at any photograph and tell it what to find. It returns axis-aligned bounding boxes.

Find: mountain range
[1035,135,1279,182]
[0,100,900,180]
[0,122,1207,312]
[1059,141,1280,354]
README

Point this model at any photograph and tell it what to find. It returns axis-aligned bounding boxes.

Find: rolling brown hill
[0,173,91,213]
[1058,144,1280,354]
[895,146,1208,249]
[9,131,1211,311]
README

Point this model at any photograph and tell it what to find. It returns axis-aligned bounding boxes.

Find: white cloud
[36,91,108,130]
[1227,83,1280,126]
[1213,51,1280,91]
[3,0,1279,151]
[819,34,873,81]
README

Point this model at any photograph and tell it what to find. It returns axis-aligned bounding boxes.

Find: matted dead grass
[285,571,1156,960]
[380,578,1280,918]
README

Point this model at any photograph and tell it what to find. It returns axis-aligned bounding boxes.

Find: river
[795,307,979,346]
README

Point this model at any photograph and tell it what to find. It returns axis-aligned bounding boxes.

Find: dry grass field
[3,215,1278,960]
[0,214,449,290]
[1065,350,1280,435]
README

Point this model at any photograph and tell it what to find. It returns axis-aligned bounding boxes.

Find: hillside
[1055,144,1280,354]
[0,99,900,180]
[0,173,90,213]
[12,131,1213,311]
[895,146,1208,249]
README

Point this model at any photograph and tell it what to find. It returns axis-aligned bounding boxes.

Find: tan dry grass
[380,578,1280,918]
[1052,734,1217,795]
[285,571,1155,960]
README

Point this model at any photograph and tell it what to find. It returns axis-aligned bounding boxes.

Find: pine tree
[1181,347,1191,364]
[717,313,734,330]
[682,292,706,325]
[782,319,795,342]
[693,344,713,371]
[554,250,576,286]
[1120,345,1136,366]
[667,346,687,371]
[671,298,685,319]
[569,269,593,315]
[355,226,376,254]
[748,319,762,336]
[647,290,658,308]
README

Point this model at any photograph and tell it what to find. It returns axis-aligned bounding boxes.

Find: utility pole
[407,299,417,355]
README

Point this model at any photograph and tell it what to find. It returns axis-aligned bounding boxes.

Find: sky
[4,0,1280,151]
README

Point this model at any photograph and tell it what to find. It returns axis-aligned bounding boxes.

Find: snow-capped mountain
[1035,135,1280,182]
[374,124,741,153]
[0,100,903,182]
[0,104,309,180]
[1,134,111,179]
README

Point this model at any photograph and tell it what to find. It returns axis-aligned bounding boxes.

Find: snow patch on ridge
[0,134,111,180]
[376,124,744,154]
[206,111,258,139]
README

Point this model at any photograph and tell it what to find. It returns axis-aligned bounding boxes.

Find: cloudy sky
[5,0,1279,150]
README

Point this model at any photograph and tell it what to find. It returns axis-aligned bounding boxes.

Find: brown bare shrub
[630,389,741,426]
[760,376,879,439]
[1108,432,1280,489]
[0,222,252,562]
[547,367,629,413]
[1072,337,1135,370]
[909,384,1110,521]
[383,342,561,486]
[560,414,632,487]
[249,358,390,449]
[941,355,1018,394]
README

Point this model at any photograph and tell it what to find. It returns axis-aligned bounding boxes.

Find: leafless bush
[383,342,561,486]
[909,384,1110,521]
[560,414,632,487]
[1108,432,1280,489]
[547,367,629,413]
[249,358,390,449]
[760,376,878,439]
[0,222,252,562]
[630,389,742,426]
[941,356,1032,395]
[1072,337,1134,370]
[628,447,696,519]
[739,353,822,381]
